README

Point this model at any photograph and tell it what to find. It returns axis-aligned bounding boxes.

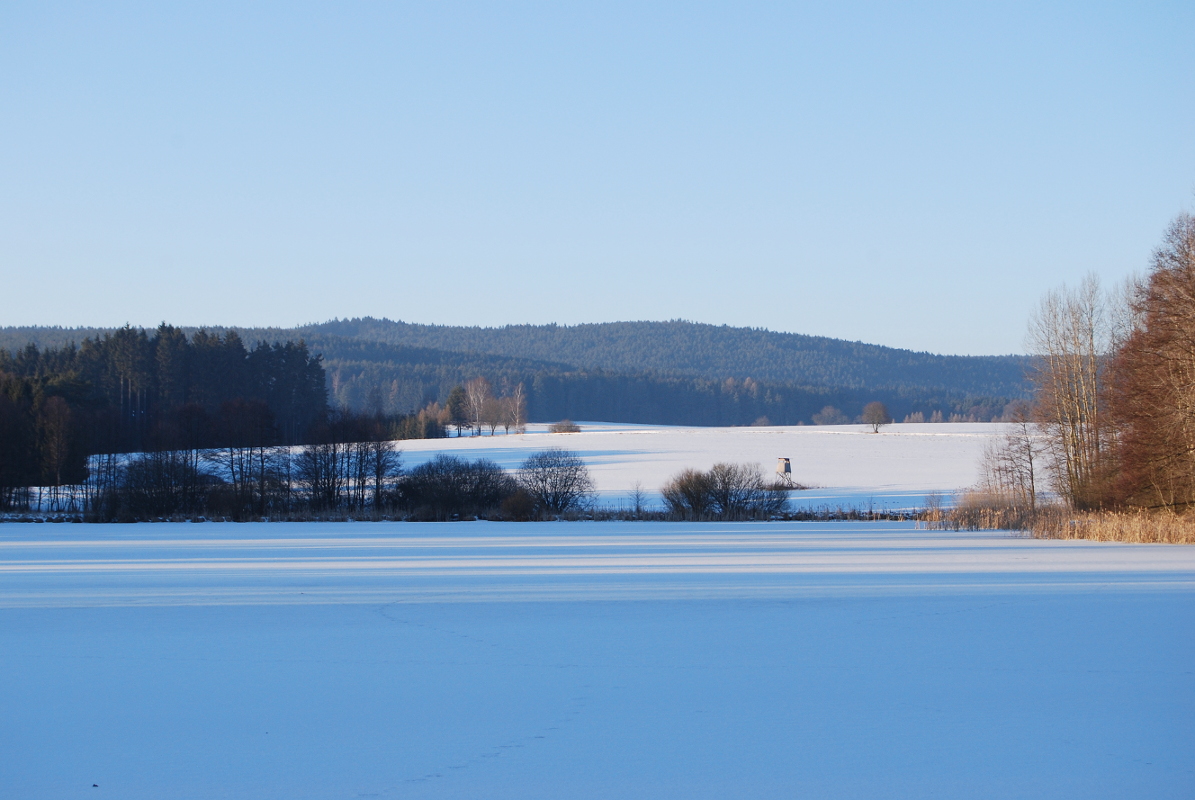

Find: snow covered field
[23,422,999,514]
[403,421,1002,510]
[2,521,1193,798]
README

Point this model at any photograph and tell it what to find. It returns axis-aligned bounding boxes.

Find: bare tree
[295,442,348,511]
[978,402,1043,512]
[505,382,527,434]
[517,448,593,515]
[500,397,513,434]
[629,480,647,517]
[464,377,492,437]
[1028,274,1120,509]
[365,440,401,508]
[862,401,891,433]
[481,396,503,436]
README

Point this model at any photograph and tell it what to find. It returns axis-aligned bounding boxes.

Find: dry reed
[1031,509,1195,544]
[927,490,1195,544]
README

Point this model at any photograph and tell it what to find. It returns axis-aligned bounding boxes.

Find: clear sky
[1,2,1192,355]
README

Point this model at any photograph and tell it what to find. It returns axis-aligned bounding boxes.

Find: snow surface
[403,422,1003,510]
[2,520,1193,798]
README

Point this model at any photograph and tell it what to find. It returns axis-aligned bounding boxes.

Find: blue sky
[1,2,1192,354]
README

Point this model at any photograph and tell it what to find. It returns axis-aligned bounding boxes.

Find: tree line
[0,325,448,511]
[981,209,1195,516]
[445,377,528,436]
[44,443,591,523]
[325,357,1015,428]
[294,317,1031,397]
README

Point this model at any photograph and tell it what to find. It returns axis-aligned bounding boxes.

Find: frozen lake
[2,521,1193,798]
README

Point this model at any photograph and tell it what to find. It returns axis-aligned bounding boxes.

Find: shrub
[548,420,581,433]
[661,468,713,518]
[500,488,536,521]
[661,462,789,520]
[400,454,517,520]
[517,448,593,514]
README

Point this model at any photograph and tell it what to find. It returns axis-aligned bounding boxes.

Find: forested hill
[0,320,1030,397]
[0,320,1029,426]
[295,318,1030,397]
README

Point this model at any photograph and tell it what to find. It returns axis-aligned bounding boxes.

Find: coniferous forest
[0,325,447,516]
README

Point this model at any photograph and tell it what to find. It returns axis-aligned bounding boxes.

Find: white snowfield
[1,520,1193,798]
[403,421,1003,509]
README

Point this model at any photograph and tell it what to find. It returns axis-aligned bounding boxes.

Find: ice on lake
[1,520,1193,798]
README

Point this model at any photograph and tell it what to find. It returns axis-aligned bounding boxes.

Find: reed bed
[1030,509,1195,544]
[927,490,1195,544]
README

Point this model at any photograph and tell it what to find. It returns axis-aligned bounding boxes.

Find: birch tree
[463,377,492,437]
[1027,274,1119,509]
[504,382,527,434]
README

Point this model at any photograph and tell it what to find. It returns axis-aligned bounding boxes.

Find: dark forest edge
[0,325,449,512]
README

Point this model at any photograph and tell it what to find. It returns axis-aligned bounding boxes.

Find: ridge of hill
[295,318,1030,397]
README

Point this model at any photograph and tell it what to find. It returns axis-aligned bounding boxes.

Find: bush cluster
[402,455,517,520]
[660,462,789,520]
